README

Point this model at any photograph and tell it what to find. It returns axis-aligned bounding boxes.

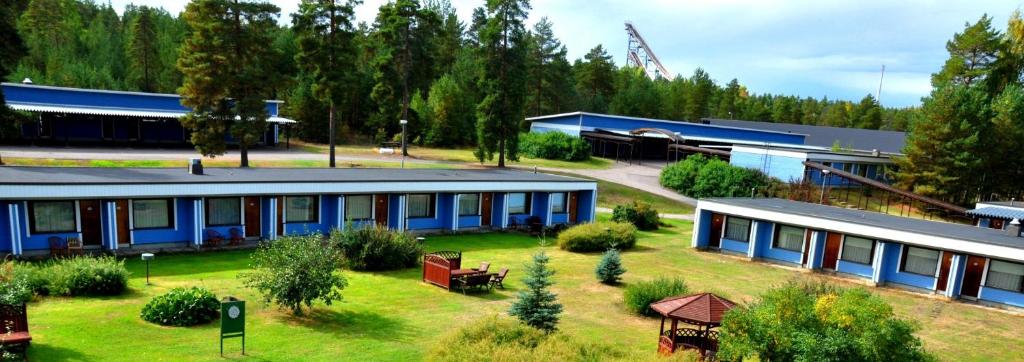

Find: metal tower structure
[625,21,671,80]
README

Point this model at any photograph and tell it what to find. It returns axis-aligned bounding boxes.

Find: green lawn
[24,220,1023,361]
[298,142,614,170]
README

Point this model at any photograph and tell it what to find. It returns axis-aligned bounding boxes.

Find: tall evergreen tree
[932,14,1002,88]
[509,250,562,332]
[178,0,282,167]
[1,0,28,150]
[293,0,359,168]
[685,68,715,121]
[474,0,530,167]
[128,6,160,92]
[574,45,615,113]
[851,94,882,129]
[525,17,572,117]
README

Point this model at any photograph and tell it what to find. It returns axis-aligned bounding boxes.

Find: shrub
[331,225,423,271]
[518,131,591,161]
[44,256,129,296]
[660,154,777,198]
[623,277,689,316]
[659,154,709,192]
[9,262,48,297]
[595,248,626,284]
[239,234,347,316]
[556,222,637,252]
[426,316,622,362]
[0,262,34,305]
[141,287,220,326]
[611,201,660,231]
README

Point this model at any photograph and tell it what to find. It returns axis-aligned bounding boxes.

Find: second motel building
[693,198,1024,309]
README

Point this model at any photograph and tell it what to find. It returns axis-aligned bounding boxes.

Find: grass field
[22,219,1022,361]
[297,141,614,170]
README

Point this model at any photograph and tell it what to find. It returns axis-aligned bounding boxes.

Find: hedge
[556,222,637,252]
[518,131,591,161]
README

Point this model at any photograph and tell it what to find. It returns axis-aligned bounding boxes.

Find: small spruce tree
[595,248,626,284]
[509,250,563,332]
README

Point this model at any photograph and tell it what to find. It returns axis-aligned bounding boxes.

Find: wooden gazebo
[650,293,737,356]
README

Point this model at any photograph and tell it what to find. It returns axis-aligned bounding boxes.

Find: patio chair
[474,262,490,273]
[66,237,84,256]
[526,216,543,236]
[454,273,494,294]
[205,229,224,247]
[228,228,244,246]
[48,236,67,258]
[490,268,509,289]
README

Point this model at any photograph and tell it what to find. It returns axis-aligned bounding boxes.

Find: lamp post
[819,170,831,204]
[399,119,408,168]
[141,253,155,285]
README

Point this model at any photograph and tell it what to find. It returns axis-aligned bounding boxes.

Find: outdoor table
[450,269,482,277]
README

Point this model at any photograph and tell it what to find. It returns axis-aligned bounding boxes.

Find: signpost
[220,297,245,355]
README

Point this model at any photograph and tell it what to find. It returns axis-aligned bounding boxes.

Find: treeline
[3,0,913,147]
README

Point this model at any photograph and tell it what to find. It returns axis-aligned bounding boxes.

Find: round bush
[610,201,660,231]
[556,222,637,252]
[623,277,689,316]
[518,131,591,161]
[44,256,129,296]
[331,225,423,271]
[659,154,709,193]
[141,287,220,326]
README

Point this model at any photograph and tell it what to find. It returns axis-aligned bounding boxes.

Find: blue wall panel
[693,210,712,248]
[756,222,802,264]
[576,114,806,145]
[880,243,936,290]
[576,190,594,223]
[491,192,505,227]
[837,260,874,278]
[721,238,749,254]
[0,202,11,252]
[979,287,1024,308]
[730,150,807,182]
[2,84,280,116]
[458,215,481,229]
[551,213,568,224]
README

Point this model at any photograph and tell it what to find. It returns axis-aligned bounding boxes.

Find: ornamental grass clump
[623,277,688,316]
[556,222,636,252]
[426,316,622,361]
[141,287,220,326]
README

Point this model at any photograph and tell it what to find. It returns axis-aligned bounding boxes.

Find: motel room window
[407,194,435,218]
[723,217,751,242]
[458,194,480,216]
[284,196,318,223]
[508,193,531,214]
[345,195,373,220]
[900,246,940,276]
[840,236,875,265]
[773,225,805,252]
[551,192,567,213]
[206,197,241,226]
[132,199,173,229]
[985,260,1024,292]
[30,200,76,233]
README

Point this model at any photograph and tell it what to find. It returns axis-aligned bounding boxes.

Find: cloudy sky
[109,0,1023,107]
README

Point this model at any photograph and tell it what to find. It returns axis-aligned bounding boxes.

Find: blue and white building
[968,201,1024,230]
[728,145,896,184]
[692,198,1024,308]
[0,166,597,256]
[2,82,293,146]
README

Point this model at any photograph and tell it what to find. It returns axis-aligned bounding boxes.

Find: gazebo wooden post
[670,319,678,351]
[659,317,665,337]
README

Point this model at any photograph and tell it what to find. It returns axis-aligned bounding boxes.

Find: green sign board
[220,297,245,355]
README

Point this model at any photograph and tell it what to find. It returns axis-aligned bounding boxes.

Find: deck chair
[475,262,490,273]
[205,229,224,247]
[48,236,67,258]
[228,228,244,246]
[526,216,543,236]
[490,268,509,289]
[66,237,84,256]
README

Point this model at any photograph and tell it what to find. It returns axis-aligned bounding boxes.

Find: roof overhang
[7,102,296,124]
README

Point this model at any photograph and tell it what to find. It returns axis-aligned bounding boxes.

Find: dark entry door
[960,255,987,298]
[79,200,102,246]
[244,196,261,238]
[989,218,1005,230]
[708,213,724,248]
[481,193,493,227]
[822,232,843,270]
[115,199,131,244]
[374,194,388,227]
[567,192,579,224]
[801,231,813,266]
[276,197,284,236]
[935,252,954,292]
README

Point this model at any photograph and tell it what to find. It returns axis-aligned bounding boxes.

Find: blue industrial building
[2,82,293,146]
[692,198,1024,308]
[0,166,596,256]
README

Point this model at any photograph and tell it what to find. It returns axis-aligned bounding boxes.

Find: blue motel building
[692,198,1024,309]
[0,166,596,256]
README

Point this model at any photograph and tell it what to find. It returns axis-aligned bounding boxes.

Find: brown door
[374,194,388,227]
[990,218,1005,230]
[480,193,493,227]
[115,199,131,244]
[960,255,987,298]
[936,252,954,292]
[821,232,843,270]
[709,213,724,248]
[244,196,261,238]
[567,192,579,224]
[79,200,102,246]
[276,197,284,236]
[801,231,813,266]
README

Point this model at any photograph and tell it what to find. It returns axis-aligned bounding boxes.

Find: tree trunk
[240,142,249,168]
[498,137,506,168]
[329,102,336,168]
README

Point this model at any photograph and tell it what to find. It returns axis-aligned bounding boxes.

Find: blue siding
[132,198,192,244]
[837,260,874,278]
[458,215,481,229]
[0,202,11,252]
[576,190,595,223]
[437,193,456,230]
[693,210,712,248]
[730,150,807,182]
[979,287,1024,308]
[407,193,445,230]
[508,192,536,226]
[721,238,749,254]
[551,213,568,224]
[283,195,331,236]
[533,193,550,225]
[564,114,806,145]
[881,244,936,290]
[810,231,826,269]
[756,223,802,264]
[492,192,505,227]
[19,202,80,252]
[2,83,279,116]
[387,194,401,230]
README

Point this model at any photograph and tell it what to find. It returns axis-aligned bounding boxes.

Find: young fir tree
[595,248,626,285]
[509,250,562,332]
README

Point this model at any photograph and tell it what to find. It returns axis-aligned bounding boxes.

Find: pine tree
[475,0,530,167]
[509,250,562,332]
[574,45,615,113]
[932,14,1002,88]
[595,248,626,285]
[128,6,159,92]
[685,68,715,121]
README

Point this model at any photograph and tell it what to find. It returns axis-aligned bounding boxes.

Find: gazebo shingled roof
[650,293,737,325]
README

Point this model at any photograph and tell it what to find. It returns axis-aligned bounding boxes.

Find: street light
[399,119,408,168]
[819,170,831,204]
[141,253,155,285]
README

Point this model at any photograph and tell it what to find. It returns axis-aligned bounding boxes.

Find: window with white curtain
[840,236,874,264]
[285,196,318,223]
[508,193,530,214]
[30,201,76,233]
[724,217,751,242]
[345,195,373,220]
[985,260,1024,292]
[133,199,172,229]
[206,197,241,226]
[773,225,805,251]
[407,194,435,218]
[458,193,480,216]
[900,246,939,276]
[550,193,567,213]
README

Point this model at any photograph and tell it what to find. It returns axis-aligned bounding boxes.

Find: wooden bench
[0,304,31,357]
